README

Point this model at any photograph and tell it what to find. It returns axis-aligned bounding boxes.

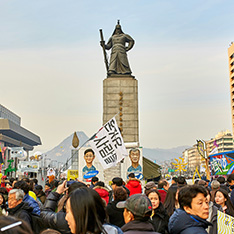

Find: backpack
[29,213,46,234]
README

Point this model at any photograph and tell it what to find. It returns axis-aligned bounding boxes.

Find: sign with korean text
[89,117,128,169]
[67,170,78,181]
[217,210,234,234]
[209,150,234,175]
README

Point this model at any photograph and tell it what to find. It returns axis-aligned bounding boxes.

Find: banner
[217,210,234,234]
[89,117,128,169]
[209,150,234,175]
[18,161,39,173]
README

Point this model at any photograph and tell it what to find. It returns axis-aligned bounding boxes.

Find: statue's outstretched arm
[125,34,135,51]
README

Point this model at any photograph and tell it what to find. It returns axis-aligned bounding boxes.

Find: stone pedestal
[103,76,139,143]
[103,75,139,182]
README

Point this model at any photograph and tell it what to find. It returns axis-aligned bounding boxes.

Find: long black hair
[163,186,178,217]
[68,187,107,234]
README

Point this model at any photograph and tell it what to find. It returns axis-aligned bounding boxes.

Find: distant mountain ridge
[45,131,189,164]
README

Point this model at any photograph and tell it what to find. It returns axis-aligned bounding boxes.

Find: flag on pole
[89,117,128,169]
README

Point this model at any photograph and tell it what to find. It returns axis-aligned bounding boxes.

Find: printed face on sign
[84,152,95,164]
[129,149,140,164]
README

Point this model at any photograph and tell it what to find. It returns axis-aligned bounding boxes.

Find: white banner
[89,117,128,169]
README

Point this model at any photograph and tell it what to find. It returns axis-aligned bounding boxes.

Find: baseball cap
[116,194,152,217]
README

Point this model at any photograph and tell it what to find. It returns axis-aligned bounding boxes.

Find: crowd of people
[0,174,234,234]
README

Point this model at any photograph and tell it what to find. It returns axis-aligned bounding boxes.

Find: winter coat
[150,202,169,234]
[106,200,125,227]
[168,208,211,234]
[23,193,40,215]
[94,186,109,205]
[125,178,142,196]
[8,201,32,226]
[40,191,71,234]
[121,220,160,234]
[207,202,222,234]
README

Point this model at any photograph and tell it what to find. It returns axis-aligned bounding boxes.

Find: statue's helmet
[112,20,124,35]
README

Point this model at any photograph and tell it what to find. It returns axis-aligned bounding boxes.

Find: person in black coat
[106,186,128,227]
[146,189,169,234]
[7,189,33,227]
[40,181,86,234]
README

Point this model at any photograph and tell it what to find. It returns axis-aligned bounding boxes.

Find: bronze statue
[100,21,134,76]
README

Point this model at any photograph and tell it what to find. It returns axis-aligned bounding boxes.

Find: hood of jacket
[126,178,141,188]
[94,186,109,202]
[169,208,211,234]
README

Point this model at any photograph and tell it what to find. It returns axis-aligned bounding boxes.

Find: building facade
[206,130,234,154]
[183,146,201,174]
[0,104,41,173]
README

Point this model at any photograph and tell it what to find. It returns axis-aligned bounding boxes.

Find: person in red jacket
[125,173,142,196]
[93,181,110,205]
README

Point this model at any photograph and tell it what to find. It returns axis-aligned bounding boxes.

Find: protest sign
[89,117,128,169]
[67,170,78,181]
[217,210,234,234]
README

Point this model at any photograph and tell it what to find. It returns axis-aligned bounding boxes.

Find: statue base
[103,76,139,143]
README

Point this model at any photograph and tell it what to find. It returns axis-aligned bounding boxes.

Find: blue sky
[1,0,233,153]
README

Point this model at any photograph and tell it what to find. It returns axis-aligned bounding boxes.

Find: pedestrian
[117,194,160,234]
[125,173,142,196]
[13,180,40,215]
[177,176,187,188]
[65,187,122,234]
[170,177,178,188]
[214,189,234,216]
[89,176,99,189]
[7,189,33,227]
[106,186,128,227]
[144,181,157,194]
[34,185,46,204]
[217,176,229,193]
[146,189,169,234]
[168,185,211,234]
[93,181,109,205]
[210,180,220,202]
[109,177,130,201]
[45,183,52,197]
[163,186,179,217]
[157,179,169,204]
[205,188,222,234]
[41,180,87,234]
